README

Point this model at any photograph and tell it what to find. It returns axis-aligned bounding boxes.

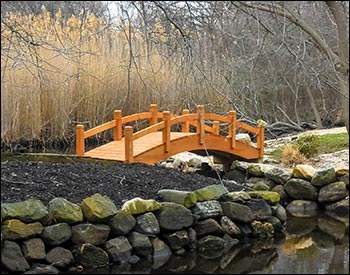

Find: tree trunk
[305,85,322,129]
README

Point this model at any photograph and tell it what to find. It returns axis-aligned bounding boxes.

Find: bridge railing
[76,104,264,161]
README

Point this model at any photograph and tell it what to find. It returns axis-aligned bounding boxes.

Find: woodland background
[1,1,349,152]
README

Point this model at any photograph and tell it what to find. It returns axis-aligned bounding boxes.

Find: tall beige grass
[1,9,228,145]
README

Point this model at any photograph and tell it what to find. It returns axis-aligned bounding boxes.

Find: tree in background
[1,1,348,151]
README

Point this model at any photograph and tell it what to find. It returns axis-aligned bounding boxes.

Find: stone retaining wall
[1,184,286,274]
[224,162,349,218]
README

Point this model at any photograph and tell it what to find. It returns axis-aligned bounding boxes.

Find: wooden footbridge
[75,104,264,167]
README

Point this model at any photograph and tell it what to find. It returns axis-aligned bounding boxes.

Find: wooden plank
[236,121,259,134]
[84,120,116,138]
[122,113,151,124]
[133,121,165,140]
[203,113,230,123]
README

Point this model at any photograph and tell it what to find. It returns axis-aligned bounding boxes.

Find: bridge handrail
[76,104,264,159]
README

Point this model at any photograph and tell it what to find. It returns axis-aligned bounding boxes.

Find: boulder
[1,199,48,223]
[122,197,161,215]
[157,190,197,208]
[80,193,118,222]
[48,198,83,224]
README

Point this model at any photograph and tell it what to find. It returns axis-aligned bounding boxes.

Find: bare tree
[233,1,349,132]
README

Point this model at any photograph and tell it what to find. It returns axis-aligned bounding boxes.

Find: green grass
[318,133,349,154]
[269,133,349,161]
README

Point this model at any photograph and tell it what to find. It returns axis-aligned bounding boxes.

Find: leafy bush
[294,135,320,158]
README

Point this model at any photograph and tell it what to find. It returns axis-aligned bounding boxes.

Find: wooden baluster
[197,105,205,145]
[257,126,265,159]
[182,109,190,132]
[125,126,134,163]
[213,121,219,135]
[228,111,236,149]
[162,111,171,153]
[114,110,122,140]
[76,125,85,156]
[149,104,158,125]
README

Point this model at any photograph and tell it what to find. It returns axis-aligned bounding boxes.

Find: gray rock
[245,199,272,220]
[152,238,172,269]
[73,243,109,268]
[264,167,292,185]
[104,236,132,264]
[41,223,72,246]
[22,238,46,261]
[221,202,254,223]
[311,167,337,187]
[220,216,241,237]
[46,247,74,268]
[318,181,348,203]
[163,230,190,251]
[1,240,30,272]
[325,198,349,215]
[134,212,160,235]
[191,200,223,220]
[128,231,152,257]
[71,223,110,245]
[284,178,318,200]
[193,218,223,237]
[23,264,59,274]
[109,210,136,235]
[155,202,193,231]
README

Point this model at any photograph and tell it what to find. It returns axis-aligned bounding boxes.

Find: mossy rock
[1,199,48,223]
[122,197,161,215]
[247,191,280,204]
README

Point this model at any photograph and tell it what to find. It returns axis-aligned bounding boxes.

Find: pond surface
[74,212,348,274]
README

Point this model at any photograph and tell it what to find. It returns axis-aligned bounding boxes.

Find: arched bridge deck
[75,104,264,165]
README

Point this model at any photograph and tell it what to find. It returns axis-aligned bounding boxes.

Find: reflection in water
[75,212,349,274]
[251,212,349,275]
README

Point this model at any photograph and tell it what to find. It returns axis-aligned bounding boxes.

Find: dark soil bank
[1,160,238,207]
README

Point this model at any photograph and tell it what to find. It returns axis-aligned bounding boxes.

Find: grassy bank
[270,133,349,162]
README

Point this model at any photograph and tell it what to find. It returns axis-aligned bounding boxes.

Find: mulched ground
[1,160,239,208]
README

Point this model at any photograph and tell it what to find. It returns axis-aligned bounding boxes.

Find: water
[75,212,348,274]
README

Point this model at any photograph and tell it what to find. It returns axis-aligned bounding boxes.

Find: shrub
[294,135,320,158]
[282,144,307,166]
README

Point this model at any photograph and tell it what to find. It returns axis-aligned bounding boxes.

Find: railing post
[181,109,190,132]
[76,125,85,156]
[228,111,236,149]
[125,126,134,163]
[197,105,205,145]
[162,111,171,153]
[149,104,158,125]
[257,126,265,159]
[213,121,219,135]
[114,110,122,140]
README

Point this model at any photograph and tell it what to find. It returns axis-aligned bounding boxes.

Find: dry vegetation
[1,2,348,151]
